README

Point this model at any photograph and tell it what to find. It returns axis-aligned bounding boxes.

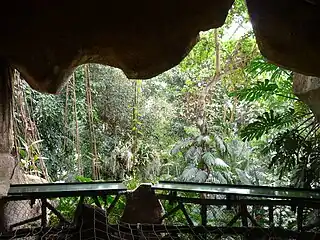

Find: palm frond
[230,79,278,101]
[240,108,298,141]
[247,57,291,80]
[211,171,228,184]
[194,170,208,183]
[211,133,226,153]
[180,166,198,182]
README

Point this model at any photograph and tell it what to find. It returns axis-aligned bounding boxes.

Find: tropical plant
[235,57,320,188]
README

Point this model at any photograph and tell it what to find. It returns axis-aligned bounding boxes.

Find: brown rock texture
[4,174,48,231]
[121,184,163,224]
[293,73,320,120]
[121,184,163,239]
[246,0,320,77]
[0,1,233,93]
[0,1,320,95]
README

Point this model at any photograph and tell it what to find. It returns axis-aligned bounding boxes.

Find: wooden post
[0,60,14,231]
[297,205,304,231]
[200,204,207,240]
[269,205,274,226]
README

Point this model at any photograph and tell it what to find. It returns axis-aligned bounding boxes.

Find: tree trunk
[0,62,26,231]
[0,61,14,195]
[0,61,14,231]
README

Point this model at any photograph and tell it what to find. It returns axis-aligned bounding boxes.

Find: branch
[203,29,221,95]
[203,30,252,95]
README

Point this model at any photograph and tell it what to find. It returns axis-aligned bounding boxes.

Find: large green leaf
[203,152,229,168]
[246,57,291,81]
[230,79,278,101]
[240,108,298,141]
[235,168,252,185]
[171,138,194,155]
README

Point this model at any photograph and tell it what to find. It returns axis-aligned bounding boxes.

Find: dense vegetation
[13,1,320,196]
[10,2,320,230]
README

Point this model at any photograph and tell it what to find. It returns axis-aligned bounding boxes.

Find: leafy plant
[237,57,319,187]
[230,79,278,101]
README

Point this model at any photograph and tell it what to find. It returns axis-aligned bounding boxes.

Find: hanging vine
[12,71,48,179]
[131,80,142,166]
[84,64,99,180]
[72,72,83,176]
[63,77,70,152]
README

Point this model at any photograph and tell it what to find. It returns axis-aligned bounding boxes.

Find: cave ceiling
[0,0,319,93]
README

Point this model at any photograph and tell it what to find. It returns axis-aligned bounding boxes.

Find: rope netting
[3,202,320,240]
[3,194,320,239]
[2,223,320,240]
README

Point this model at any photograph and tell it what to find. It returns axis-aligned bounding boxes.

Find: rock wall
[293,73,320,120]
[0,61,15,231]
[246,0,320,77]
[0,62,47,232]
[4,174,48,231]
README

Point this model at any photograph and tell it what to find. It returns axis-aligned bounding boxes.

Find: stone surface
[0,1,320,95]
[0,165,9,198]
[0,62,16,231]
[0,0,233,94]
[4,173,48,231]
[246,0,320,77]
[121,184,163,224]
[293,73,320,120]
[121,184,163,239]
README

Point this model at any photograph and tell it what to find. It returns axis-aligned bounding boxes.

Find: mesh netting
[2,201,320,240]
[2,193,320,239]
[2,223,320,240]
[4,199,43,230]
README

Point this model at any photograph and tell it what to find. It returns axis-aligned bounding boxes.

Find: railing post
[268,204,274,226]
[200,204,207,240]
[297,205,304,231]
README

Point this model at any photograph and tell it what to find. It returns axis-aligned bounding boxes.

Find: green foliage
[236,56,319,188]
[265,128,320,188]
[230,79,278,101]
[17,138,47,175]
[247,57,291,81]
[240,108,298,141]
[14,3,320,228]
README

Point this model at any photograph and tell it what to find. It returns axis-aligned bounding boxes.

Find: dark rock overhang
[247,0,320,77]
[0,0,319,93]
[0,0,234,93]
